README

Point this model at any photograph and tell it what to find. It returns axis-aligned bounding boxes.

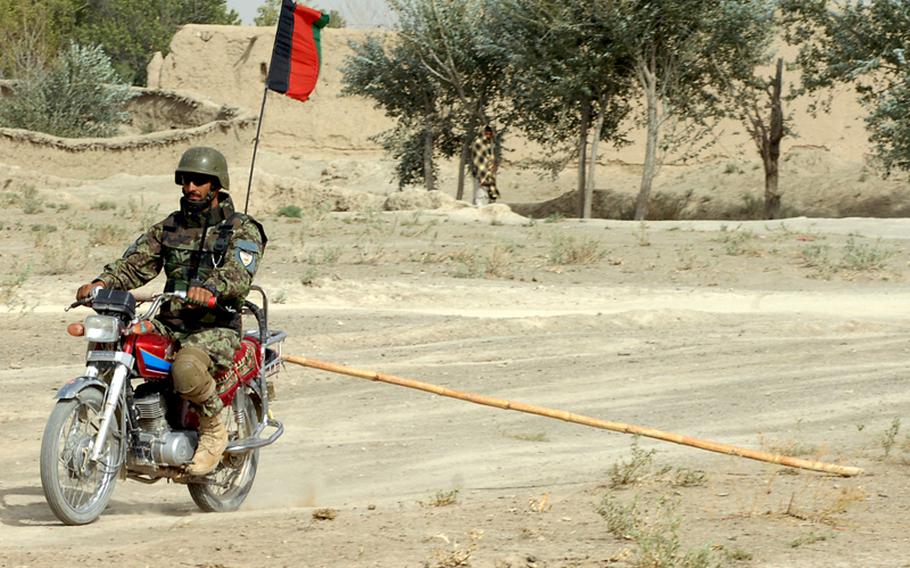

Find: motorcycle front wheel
[40,388,121,525]
[188,388,260,512]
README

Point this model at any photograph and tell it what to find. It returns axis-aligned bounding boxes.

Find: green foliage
[254,0,280,26]
[782,0,910,173]
[484,0,776,218]
[343,32,443,189]
[840,236,895,272]
[276,205,304,218]
[372,127,438,189]
[71,0,240,84]
[0,0,238,85]
[609,441,656,487]
[0,43,133,137]
[323,9,347,29]
[343,0,503,191]
[790,531,833,549]
[0,0,79,78]
[256,1,344,28]
[597,493,721,568]
[483,0,632,150]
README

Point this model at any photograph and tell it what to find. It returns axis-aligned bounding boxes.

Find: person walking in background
[470,125,500,206]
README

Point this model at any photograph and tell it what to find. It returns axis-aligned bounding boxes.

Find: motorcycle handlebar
[67,290,219,312]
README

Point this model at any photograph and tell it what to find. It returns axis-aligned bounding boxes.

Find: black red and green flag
[267,0,330,103]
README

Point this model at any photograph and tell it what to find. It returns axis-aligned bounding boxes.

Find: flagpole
[244,85,270,215]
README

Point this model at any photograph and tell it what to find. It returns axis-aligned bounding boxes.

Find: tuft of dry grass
[422,489,459,508]
[0,260,32,308]
[717,225,761,256]
[308,245,343,265]
[880,417,901,458]
[609,442,656,488]
[547,232,606,265]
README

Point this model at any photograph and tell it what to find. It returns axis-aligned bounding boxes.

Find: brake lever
[65,286,103,311]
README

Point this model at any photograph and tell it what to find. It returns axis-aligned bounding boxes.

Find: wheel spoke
[53,399,117,512]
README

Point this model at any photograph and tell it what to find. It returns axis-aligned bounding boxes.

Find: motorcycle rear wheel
[40,388,121,525]
[188,388,260,512]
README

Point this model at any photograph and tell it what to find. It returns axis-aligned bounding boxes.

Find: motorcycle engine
[132,392,197,466]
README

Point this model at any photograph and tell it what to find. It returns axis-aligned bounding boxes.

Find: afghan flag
[267,0,330,102]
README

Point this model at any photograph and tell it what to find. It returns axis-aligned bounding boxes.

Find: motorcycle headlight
[83,315,123,343]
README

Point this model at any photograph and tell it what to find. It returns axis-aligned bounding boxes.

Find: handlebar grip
[206,296,218,309]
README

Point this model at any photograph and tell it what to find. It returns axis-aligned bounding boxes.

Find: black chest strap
[212,213,238,266]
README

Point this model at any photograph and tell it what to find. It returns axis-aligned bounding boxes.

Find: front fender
[54,376,106,400]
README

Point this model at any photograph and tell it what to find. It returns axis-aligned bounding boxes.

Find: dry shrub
[484,244,514,278]
[352,243,386,265]
[0,260,31,307]
[547,232,605,265]
[597,493,720,568]
[422,489,459,508]
[784,484,868,526]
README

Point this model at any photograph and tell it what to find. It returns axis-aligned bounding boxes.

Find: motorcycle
[40,286,286,525]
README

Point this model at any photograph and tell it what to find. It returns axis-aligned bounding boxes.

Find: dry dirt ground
[1,175,909,568]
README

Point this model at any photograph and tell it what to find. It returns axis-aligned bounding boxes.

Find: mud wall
[0,85,256,179]
[148,25,394,155]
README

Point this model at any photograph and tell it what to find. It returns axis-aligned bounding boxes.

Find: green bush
[276,205,304,218]
[0,42,133,137]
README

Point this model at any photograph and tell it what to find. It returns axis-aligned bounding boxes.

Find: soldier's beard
[180,191,217,215]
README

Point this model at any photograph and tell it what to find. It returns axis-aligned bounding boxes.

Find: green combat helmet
[175,146,230,190]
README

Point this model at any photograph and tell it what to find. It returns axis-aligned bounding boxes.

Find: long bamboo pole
[283,355,863,477]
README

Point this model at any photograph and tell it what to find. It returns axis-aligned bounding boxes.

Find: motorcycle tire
[188,388,260,512]
[40,388,121,525]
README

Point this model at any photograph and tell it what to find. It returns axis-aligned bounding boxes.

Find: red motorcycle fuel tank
[132,334,175,379]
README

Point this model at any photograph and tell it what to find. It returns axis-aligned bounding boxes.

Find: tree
[389,0,505,200]
[483,0,632,218]
[0,43,134,138]
[324,9,347,28]
[781,0,910,174]
[702,2,790,219]
[342,33,445,190]
[254,0,280,26]
[718,55,791,219]
[609,0,776,220]
[0,0,80,78]
[72,0,240,85]
[343,0,503,195]
[256,1,346,28]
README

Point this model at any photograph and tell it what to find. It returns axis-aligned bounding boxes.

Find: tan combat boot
[186,409,228,476]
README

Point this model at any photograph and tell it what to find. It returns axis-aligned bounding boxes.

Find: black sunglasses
[181,173,214,186]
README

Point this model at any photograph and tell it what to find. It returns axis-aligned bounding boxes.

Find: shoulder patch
[235,239,259,274]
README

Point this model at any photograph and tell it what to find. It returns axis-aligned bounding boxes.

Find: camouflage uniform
[95,191,266,413]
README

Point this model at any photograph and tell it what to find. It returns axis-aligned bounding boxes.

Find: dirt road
[2,210,909,567]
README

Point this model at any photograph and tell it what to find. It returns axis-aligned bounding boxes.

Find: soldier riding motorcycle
[41,147,285,525]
